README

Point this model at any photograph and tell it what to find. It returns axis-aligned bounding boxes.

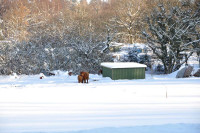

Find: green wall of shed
[102,67,145,80]
[102,67,112,78]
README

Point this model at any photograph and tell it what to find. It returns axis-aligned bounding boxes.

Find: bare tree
[109,0,144,43]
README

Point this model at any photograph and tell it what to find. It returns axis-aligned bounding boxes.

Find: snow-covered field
[0,71,200,133]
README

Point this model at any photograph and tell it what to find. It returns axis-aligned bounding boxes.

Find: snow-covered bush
[138,53,151,68]
[126,47,139,62]
[155,64,165,74]
[116,44,151,69]
[0,30,113,75]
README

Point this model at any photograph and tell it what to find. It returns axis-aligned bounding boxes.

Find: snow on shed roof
[101,62,147,68]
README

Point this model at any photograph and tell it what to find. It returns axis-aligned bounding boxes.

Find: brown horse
[98,69,102,75]
[78,75,83,83]
[68,72,73,76]
[80,72,89,83]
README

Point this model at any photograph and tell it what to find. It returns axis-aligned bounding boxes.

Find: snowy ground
[0,71,200,133]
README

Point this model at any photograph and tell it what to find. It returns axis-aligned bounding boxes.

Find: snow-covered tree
[142,3,200,74]
[109,0,143,43]
[65,19,113,74]
[193,1,200,67]
[2,1,31,42]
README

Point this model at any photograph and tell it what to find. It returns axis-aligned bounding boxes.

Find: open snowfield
[0,71,200,133]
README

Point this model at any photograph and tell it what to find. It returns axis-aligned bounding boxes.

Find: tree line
[0,0,199,75]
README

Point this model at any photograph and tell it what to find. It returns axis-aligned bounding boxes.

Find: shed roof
[101,62,147,69]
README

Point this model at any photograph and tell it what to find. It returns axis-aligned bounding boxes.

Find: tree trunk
[128,30,133,44]
[162,59,168,74]
[199,56,200,68]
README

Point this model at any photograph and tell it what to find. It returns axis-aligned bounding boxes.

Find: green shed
[101,62,146,80]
